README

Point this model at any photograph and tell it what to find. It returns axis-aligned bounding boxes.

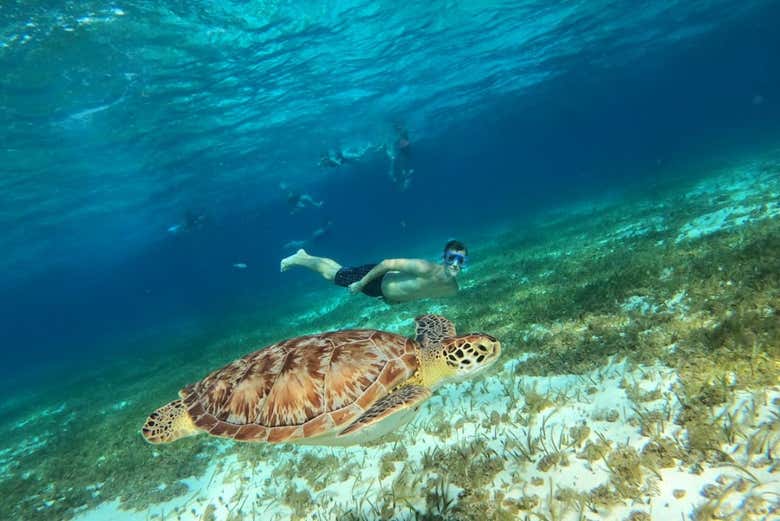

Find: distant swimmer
[281,220,333,251]
[318,143,384,169]
[387,123,414,190]
[167,209,207,235]
[309,220,333,241]
[232,263,248,269]
[280,182,323,215]
[282,239,308,251]
[318,149,344,169]
[280,240,468,304]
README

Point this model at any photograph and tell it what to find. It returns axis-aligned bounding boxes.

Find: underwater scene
[1,1,779,520]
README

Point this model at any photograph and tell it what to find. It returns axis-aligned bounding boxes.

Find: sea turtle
[142,314,500,446]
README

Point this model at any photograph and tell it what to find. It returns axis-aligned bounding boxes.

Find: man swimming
[279,240,468,304]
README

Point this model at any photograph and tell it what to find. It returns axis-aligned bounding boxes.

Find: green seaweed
[378,445,408,480]
[577,436,612,463]
[603,445,644,500]
[420,438,505,491]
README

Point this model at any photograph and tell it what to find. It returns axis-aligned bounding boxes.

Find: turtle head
[411,314,500,388]
[432,334,501,385]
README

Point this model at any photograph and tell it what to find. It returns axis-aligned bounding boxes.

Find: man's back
[380,262,458,303]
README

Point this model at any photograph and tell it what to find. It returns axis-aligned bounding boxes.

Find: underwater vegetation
[0,156,778,520]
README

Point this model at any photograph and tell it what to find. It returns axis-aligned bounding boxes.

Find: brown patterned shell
[180,330,419,443]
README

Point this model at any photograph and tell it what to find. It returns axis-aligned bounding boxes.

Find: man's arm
[348,258,436,294]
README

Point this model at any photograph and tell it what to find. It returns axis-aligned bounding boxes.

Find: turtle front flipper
[414,314,456,348]
[142,399,200,444]
[338,385,431,442]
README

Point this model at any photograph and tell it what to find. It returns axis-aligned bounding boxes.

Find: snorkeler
[281,220,333,251]
[318,143,385,169]
[167,209,206,234]
[387,123,414,190]
[280,182,324,214]
[280,240,468,304]
[318,150,344,168]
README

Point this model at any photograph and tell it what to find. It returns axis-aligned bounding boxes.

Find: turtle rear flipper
[142,399,200,444]
[338,385,431,438]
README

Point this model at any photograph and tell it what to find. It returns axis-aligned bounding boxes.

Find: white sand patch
[675,204,764,243]
[71,356,779,521]
[618,290,688,318]
[664,289,689,314]
[539,195,624,228]
[103,400,131,413]
[621,295,658,315]
[676,158,780,243]
[71,473,208,521]
[0,403,72,475]
[681,158,775,201]
[599,216,667,245]
[13,402,67,430]
[522,323,552,342]
[287,289,352,327]
[0,435,51,476]
[287,283,451,335]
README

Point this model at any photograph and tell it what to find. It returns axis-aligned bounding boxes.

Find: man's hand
[348,280,364,295]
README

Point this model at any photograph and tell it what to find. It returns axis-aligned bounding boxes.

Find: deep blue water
[1,1,779,381]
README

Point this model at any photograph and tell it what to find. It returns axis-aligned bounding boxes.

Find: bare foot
[280,249,308,272]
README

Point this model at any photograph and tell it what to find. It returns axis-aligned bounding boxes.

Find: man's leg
[280,249,342,280]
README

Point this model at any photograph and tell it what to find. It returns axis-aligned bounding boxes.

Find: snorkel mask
[443,250,467,267]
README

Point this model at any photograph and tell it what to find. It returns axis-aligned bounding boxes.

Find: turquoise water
[1,2,779,520]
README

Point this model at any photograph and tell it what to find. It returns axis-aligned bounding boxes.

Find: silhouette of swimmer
[280,182,323,214]
[282,220,333,251]
[319,150,344,168]
[167,210,206,234]
[318,144,384,169]
[388,123,413,190]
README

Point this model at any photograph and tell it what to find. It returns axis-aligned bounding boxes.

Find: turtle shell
[180,330,419,443]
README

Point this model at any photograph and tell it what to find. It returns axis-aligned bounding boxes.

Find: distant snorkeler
[280,240,468,304]
[279,182,324,214]
[282,239,307,251]
[387,122,414,190]
[281,219,334,251]
[318,143,385,169]
[310,219,333,241]
[167,209,207,234]
[318,149,344,168]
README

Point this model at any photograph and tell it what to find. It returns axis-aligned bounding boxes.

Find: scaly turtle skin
[142,314,500,446]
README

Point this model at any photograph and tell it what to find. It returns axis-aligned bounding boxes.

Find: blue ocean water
[1,3,779,519]
[2,1,777,382]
